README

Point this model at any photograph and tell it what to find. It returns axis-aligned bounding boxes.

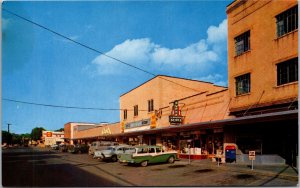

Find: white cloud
[207,19,227,44]
[151,39,218,68]
[92,38,157,75]
[90,19,228,77]
[198,74,227,87]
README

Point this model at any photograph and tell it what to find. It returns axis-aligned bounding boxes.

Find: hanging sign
[150,113,156,129]
[169,100,183,125]
[121,121,125,133]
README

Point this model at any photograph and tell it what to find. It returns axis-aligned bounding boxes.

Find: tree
[2,130,12,144]
[55,128,64,132]
[31,127,45,141]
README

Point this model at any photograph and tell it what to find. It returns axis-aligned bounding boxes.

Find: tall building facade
[226,0,298,166]
[227,0,298,116]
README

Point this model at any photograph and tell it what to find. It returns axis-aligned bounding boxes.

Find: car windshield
[124,147,135,153]
[106,147,115,151]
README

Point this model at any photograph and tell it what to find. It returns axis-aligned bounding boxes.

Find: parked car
[93,145,135,162]
[51,144,59,150]
[88,141,118,155]
[68,144,89,154]
[59,144,68,152]
[119,145,178,167]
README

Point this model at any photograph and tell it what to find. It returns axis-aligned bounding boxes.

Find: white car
[93,145,135,162]
[51,144,59,150]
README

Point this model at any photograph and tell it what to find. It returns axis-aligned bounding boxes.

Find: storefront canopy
[105,109,298,138]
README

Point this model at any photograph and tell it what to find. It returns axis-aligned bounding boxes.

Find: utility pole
[7,123,11,145]
[7,123,11,133]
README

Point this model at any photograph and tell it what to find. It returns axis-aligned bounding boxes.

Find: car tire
[141,160,148,167]
[111,155,117,162]
[168,156,175,163]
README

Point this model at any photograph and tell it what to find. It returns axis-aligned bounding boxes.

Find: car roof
[134,145,161,149]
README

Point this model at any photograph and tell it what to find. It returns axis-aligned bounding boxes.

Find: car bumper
[119,159,135,163]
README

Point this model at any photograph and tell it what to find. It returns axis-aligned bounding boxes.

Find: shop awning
[104,109,298,138]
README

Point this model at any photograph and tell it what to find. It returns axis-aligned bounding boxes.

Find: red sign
[225,145,236,150]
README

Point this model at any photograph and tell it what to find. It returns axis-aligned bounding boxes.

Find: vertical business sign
[121,121,125,133]
[169,100,183,125]
[150,113,156,129]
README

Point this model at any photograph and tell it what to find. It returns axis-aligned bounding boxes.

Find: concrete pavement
[177,158,299,182]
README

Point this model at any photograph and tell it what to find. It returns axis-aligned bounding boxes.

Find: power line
[2,8,202,93]
[2,8,155,77]
[2,98,148,111]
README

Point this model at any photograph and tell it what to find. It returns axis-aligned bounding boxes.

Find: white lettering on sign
[101,127,112,135]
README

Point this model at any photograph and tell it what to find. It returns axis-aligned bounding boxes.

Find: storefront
[177,129,224,159]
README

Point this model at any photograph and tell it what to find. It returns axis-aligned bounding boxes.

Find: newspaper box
[225,145,236,163]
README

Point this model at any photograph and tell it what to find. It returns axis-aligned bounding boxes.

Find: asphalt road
[2,147,298,187]
[2,147,122,187]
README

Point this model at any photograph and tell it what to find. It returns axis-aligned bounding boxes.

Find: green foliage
[31,127,45,141]
[55,128,64,132]
[2,130,12,144]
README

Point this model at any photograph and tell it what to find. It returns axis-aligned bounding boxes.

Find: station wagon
[119,145,178,167]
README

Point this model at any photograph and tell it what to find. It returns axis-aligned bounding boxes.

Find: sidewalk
[176,159,299,181]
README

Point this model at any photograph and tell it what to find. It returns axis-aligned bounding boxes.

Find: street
[2,147,298,187]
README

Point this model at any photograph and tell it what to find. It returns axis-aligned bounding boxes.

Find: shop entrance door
[150,137,156,145]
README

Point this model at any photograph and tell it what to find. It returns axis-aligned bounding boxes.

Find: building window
[276,5,298,37]
[148,99,154,112]
[277,57,298,86]
[123,109,127,120]
[134,105,138,116]
[234,30,250,56]
[235,73,251,96]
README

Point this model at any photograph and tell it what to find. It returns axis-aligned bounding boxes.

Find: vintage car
[68,144,89,154]
[119,145,178,167]
[93,145,135,162]
[59,144,68,152]
[88,141,118,155]
[51,144,59,150]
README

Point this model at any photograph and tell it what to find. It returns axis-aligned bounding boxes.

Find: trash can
[225,145,236,163]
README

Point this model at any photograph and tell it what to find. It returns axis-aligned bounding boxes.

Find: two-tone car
[119,145,178,167]
[93,145,135,162]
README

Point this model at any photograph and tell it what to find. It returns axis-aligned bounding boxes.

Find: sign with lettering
[125,119,150,129]
[46,132,52,137]
[121,121,125,133]
[101,127,112,135]
[249,151,256,160]
[150,113,156,129]
[169,100,183,125]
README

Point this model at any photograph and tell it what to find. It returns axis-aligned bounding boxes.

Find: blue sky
[2,1,230,134]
